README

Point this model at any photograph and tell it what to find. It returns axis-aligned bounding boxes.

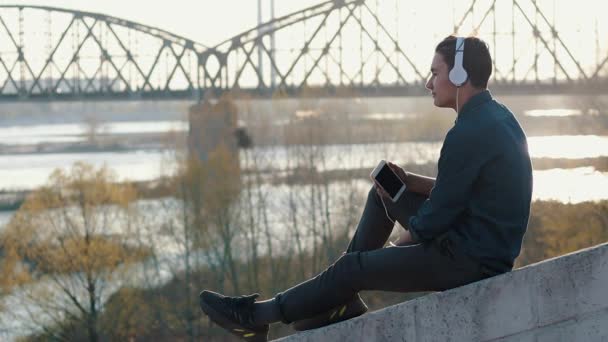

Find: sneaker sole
[199,293,268,342]
[292,299,367,331]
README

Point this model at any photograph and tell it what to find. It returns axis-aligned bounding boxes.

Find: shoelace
[227,294,259,327]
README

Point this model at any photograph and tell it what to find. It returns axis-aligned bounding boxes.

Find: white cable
[380,193,400,247]
[379,193,395,225]
[456,86,460,113]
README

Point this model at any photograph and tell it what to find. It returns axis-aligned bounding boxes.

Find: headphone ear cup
[449,66,468,87]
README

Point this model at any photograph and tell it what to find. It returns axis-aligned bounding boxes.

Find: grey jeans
[276,187,489,324]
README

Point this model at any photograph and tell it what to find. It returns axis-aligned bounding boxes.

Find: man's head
[426,36,492,110]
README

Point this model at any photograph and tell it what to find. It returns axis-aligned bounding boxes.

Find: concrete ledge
[275,243,608,341]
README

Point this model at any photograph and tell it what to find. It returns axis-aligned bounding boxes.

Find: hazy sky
[0,0,322,46]
[0,0,603,49]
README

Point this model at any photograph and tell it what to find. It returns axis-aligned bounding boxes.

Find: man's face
[425,53,456,109]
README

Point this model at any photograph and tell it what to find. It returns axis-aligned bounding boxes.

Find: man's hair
[435,35,492,88]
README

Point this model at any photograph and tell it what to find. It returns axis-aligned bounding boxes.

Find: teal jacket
[409,90,533,273]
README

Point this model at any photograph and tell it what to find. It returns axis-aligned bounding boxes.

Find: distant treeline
[532,157,608,172]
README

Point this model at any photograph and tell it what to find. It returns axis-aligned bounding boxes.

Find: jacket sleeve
[408,128,484,243]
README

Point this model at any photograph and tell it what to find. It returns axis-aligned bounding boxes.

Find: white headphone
[448,37,468,87]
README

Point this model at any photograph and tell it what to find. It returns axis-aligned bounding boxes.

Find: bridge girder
[0,0,606,102]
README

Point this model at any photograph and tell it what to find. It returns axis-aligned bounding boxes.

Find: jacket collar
[457,89,492,121]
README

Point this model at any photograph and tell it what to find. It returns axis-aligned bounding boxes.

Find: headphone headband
[449,37,468,87]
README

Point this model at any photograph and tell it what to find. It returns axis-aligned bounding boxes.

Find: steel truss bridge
[0,0,606,102]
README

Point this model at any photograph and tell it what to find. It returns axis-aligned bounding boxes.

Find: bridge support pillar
[187,96,240,168]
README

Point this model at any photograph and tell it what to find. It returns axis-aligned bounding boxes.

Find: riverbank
[2,156,608,212]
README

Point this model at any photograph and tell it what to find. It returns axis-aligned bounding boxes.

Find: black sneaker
[291,295,368,331]
[199,290,269,341]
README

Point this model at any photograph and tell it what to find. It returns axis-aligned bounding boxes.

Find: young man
[199,35,533,341]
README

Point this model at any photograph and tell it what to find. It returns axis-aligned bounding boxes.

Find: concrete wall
[276,242,608,341]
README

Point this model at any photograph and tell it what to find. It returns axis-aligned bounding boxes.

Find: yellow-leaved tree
[0,162,148,341]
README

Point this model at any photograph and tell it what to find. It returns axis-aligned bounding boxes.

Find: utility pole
[257,0,264,87]
[270,0,276,89]
[257,0,276,89]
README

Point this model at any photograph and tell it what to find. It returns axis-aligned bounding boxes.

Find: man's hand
[391,229,415,247]
[387,161,408,184]
[387,161,436,197]
[374,180,391,199]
